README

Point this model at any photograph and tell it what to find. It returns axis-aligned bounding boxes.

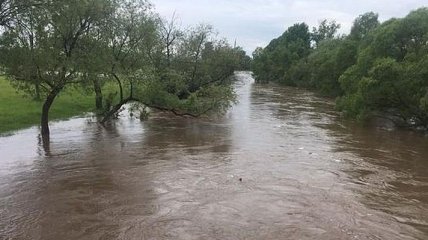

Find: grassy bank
[0,77,95,134]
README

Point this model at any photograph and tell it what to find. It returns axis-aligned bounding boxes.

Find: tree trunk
[100,96,200,124]
[100,97,136,124]
[41,87,61,139]
[35,81,41,101]
[93,78,103,110]
[112,73,124,101]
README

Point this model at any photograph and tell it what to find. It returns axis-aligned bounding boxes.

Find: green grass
[0,76,95,134]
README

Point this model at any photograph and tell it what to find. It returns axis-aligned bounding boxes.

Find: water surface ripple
[1,72,427,239]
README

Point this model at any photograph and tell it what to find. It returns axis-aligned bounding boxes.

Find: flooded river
[1,72,427,240]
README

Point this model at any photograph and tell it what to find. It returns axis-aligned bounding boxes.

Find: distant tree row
[0,0,250,139]
[252,8,428,129]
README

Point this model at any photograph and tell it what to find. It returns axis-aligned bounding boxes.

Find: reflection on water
[0,72,427,240]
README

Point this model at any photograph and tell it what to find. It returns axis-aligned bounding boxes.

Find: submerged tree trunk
[100,97,136,124]
[93,78,103,110]
[100,96,201,124]
[41,87,61,139]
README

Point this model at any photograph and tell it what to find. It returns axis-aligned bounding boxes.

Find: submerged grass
[0,76,95,134]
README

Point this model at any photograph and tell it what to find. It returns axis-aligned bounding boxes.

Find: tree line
[0,0,251,140]
[252,8,428,130]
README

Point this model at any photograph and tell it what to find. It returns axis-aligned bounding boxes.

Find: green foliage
[253,7,428,129]
[312,19,341,47]
[306,39,343,96]
[336,93,367,120]
[252,23,311,84]
[252,21,346,96]
[337,8,428,128]
[349,12,380,41]
[0,0,40,27]
[0,0,249,133]
[133,40,238,117]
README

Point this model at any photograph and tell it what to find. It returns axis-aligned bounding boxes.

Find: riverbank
[0,77,95,134]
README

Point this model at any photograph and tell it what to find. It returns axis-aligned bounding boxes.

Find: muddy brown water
[0,72,427,240]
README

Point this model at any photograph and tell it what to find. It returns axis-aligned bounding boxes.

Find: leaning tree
[0,0,246,139]
[98,2,240,123]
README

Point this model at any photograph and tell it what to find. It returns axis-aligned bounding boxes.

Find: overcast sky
[153,0,428,54]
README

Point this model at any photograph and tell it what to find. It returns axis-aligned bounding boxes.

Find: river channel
[0,72,427,239]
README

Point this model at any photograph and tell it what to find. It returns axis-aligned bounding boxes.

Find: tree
[0,0,15,26]
[98,0,160,122]
[143,24,238,118]
[1,0,247,137]
[306,39,343,96]
[159,11,182,68]
[0,0,114,139]
[0,0,44,28]
[252,47,270,83]
[98,7,240,123]
[0,2,43,99]
[312,19,341,47]
[233,47,252,70]
[253,8,428,129]
[337,8,428,128]
[350,12,380,40]
[251,23,311,84]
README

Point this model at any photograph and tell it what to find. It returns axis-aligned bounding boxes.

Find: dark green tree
[252,23,311,84]
[253,7,428,129]
[349,12,380,40]
[311,19,341,47]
